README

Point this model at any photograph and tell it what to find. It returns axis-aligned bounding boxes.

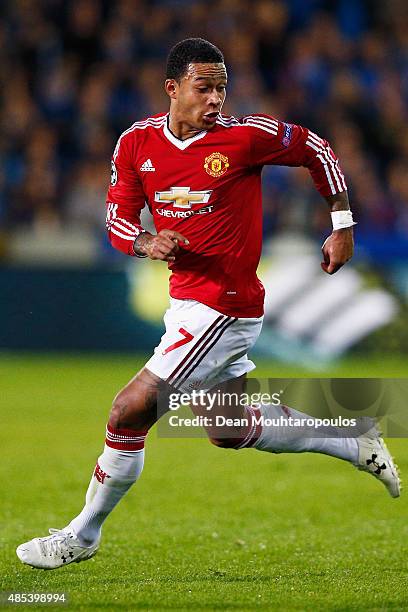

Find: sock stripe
[234,407,262,449]
[107,424,148,437]
[105,424,147,451]
[106,432,145,441]
[235,410,257,449]
[105,439,145,451]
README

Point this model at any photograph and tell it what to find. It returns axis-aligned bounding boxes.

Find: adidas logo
[140,158,155,172]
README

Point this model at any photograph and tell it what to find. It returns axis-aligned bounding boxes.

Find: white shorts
[145,298,263,393]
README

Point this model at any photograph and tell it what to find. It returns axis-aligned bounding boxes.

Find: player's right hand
[133,229,189,262]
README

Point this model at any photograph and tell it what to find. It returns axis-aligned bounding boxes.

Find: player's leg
[244,396,400,497]
[198,374,399,497]
[68,367,163,544]
[65,298,233,558]
[193,373,356,460]
[180,313,400,498]
[16,298,240,569]
[16,367,164,569]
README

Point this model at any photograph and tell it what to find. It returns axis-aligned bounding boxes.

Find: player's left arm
[321,191,354,275]
[246,116,355,274]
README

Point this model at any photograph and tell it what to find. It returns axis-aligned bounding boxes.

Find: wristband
[133,231,148,258]
[331,210,356,230]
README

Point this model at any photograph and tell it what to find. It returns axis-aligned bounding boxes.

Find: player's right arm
[106,131,188,262]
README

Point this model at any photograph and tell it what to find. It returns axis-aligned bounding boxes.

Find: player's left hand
[321,227,354,274]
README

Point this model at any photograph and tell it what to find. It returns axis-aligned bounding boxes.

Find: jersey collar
[163,115,208,150]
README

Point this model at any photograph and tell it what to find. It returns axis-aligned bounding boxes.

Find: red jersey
[106,113,346,318]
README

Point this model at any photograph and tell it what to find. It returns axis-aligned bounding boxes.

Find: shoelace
[38,529,74,556]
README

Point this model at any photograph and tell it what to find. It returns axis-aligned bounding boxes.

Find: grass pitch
[1,353,408,611]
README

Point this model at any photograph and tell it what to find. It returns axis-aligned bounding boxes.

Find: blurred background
[1,0,407,365]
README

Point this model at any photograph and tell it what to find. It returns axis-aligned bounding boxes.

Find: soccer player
[17,38,400,570]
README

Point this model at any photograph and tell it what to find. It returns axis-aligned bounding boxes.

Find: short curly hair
[166,38,224,82]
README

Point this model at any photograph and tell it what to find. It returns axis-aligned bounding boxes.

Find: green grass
[1,353,408,611]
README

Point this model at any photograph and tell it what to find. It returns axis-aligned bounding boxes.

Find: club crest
[204,152,229,178]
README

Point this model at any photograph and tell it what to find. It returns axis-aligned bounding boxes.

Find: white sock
[69,445,144,545]
[253,404,358,463]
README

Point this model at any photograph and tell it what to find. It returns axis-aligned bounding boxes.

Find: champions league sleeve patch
[110,160,118,186]
[281,123,293,147]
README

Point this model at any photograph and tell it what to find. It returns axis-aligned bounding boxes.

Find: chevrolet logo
[154,186,212,209]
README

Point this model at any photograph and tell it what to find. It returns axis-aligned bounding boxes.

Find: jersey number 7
[162,328,194,355]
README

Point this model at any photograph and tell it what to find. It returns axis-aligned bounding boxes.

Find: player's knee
[109,369,160,430]
[109,392,129,428]
[109,391,143,429]
[209,437,240,449]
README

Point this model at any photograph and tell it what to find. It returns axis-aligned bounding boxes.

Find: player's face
[167,63,227,131]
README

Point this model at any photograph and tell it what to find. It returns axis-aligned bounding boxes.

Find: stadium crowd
[1,0,408,254]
